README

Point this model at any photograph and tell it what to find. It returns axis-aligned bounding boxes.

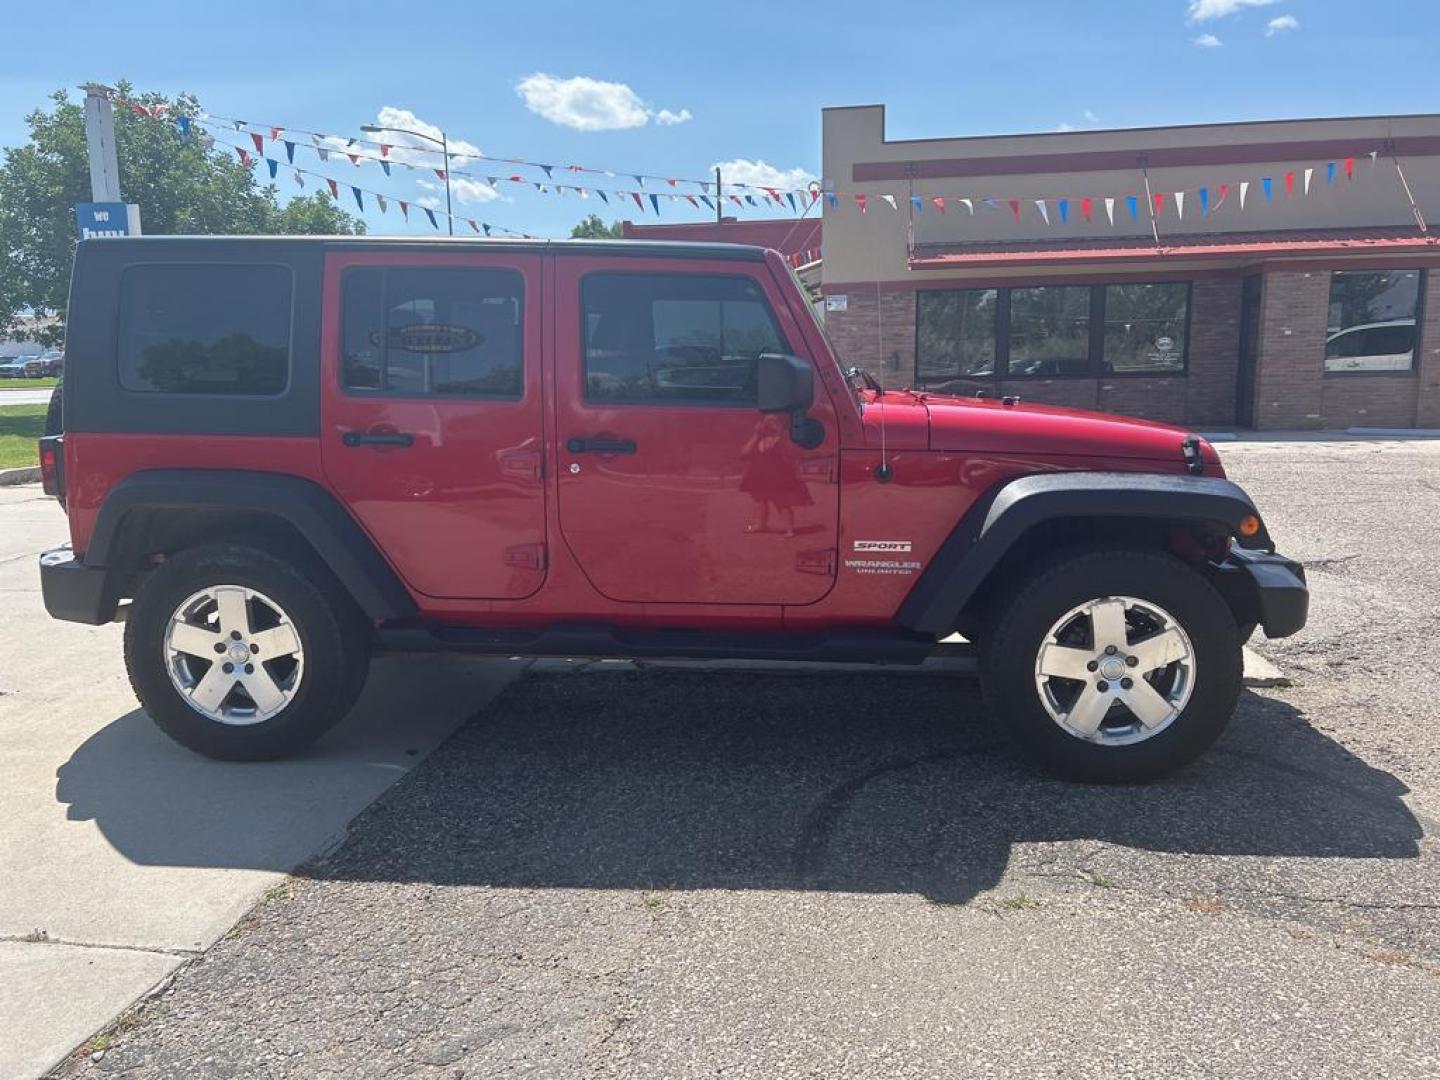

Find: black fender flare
[84,469,417,623]
[896,471,1270,636]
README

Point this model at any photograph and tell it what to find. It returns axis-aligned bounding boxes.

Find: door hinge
[503,543,547,571]
[796,548,837,575]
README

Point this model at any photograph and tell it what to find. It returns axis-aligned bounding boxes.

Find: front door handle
[342,430,414,448]
[566,436,637,454]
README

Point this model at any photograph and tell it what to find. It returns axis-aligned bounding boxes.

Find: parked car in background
[1324,319,1415,372]
[0,356,35,379]
[26,350,64,378]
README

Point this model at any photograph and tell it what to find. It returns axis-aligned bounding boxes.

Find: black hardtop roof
[79,234,772,263]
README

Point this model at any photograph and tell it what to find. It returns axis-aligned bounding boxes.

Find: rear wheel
[124,543,370,760]
[980,547,1242,783]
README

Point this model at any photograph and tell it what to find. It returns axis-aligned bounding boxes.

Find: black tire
[979,547,1242,784]
[124,542,370,761]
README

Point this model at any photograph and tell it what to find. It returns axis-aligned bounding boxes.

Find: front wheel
[124,543,370,760]
[980,548,1242,783]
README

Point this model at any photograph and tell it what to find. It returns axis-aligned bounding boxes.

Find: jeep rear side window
[342,268,523,397]
[117,264,292,395]
[582,273,787,405]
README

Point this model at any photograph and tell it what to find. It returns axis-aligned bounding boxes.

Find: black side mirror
[756,353,815,414]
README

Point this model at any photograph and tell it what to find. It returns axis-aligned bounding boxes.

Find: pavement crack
[0,933,200,957]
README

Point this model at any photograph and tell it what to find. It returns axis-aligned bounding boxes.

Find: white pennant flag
[1035,199,1050,225]
[376,194,387,213]
[1239,181,1250,210]
[1370,150,1379,165]
[1303,167,1313,194]
[316,147,329,162]
[959,197,974,214]
[292,170,304,188]
[1104,197,1116,226]
[1174,191,1185,220]
[880,194,898,210]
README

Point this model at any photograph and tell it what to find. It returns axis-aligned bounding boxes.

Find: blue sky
[1,0,1432,238]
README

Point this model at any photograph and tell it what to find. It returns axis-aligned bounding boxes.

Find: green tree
[570,213,623,239]
[0,85,365,344]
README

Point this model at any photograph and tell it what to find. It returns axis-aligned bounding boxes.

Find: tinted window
[582,273,787,404]
[916,288,997,383]
[1103,283,1189,374]
[342,267,523,396]
[1325,270,1420,373]
[1009,286,1091,376]
[118,264,291,394]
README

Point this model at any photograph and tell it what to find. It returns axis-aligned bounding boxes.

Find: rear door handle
[342,430,414,448]
[566,437,637,454]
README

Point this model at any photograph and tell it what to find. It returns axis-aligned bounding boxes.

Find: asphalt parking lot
[6,438,1440,1078]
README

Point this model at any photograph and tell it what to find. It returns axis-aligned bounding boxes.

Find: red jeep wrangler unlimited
[39,236,1306,781]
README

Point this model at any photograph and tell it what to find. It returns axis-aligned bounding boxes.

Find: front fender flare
[896,471,1269,636]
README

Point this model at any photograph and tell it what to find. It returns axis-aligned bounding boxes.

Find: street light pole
[360,123,454,235]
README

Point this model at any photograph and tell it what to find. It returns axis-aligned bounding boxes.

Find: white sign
[825,294,848,313]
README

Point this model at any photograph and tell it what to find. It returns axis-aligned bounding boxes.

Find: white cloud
[319,107,501,206]
[418,175,502,206]
[1193,32,1224,46]
[515,73,691,132]
[1082,108,1099,124]
[1056,122,1076,132]
[710,158,817,190]
[1186,0,1277,21]
[1266,14,1299,34]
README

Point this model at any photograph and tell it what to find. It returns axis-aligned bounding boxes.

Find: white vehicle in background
[1325,319,1416,372]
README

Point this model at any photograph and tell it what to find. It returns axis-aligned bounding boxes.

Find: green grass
[0,376,58,390]
[0,403,47,469]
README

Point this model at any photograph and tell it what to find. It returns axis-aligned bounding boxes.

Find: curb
[0,466,40,486]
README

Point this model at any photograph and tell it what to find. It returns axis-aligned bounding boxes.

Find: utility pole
[715,167,723,224]
[78,83,141,235]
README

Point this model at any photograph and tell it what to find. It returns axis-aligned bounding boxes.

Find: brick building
[820,105,1440,430]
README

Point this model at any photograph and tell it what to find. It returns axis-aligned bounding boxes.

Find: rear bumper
[39,548,116,625]
[1219,546,1309,639]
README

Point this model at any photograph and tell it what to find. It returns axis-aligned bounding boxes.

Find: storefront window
[1325,270,1420,373]
[1009,286,1091,376]
[1103,283,1189,374]
[916,289,997,381]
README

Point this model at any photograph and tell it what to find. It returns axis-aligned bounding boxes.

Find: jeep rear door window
[341,267,523,397]
[1325,269,1420,373]
[582,273,787,404]
[117,264,292,395]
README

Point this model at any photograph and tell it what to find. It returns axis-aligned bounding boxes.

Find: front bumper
[40,548,116,625]
[1217,546,1309,639]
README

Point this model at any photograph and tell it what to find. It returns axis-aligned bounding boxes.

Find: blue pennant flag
[910,194,923,213]
[982,196,999,209]
[380,161,391,176]
[1058,198,1069,224]
[649,193,660,215]
[482,223,492,236]
[352,186,363,211]
[541,164,554,178]
[597,190,609,203]
[175,115,191,139]
[825,191,838,208]
[633,175,645,188]
[787,192,798,212]
[424,207,438,229]
[1262,177,1274,201]
[745,194,757,207]
[1199,187,1209,216]
[699,195,714,209]
[1125,195,1138,221]
[284,140,295,164]
[267,158,278,179]
[1326,161,1336,185]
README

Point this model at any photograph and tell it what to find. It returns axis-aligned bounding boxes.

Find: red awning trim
[907,228,1439,270]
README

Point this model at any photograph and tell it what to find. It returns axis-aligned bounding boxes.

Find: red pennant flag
[765,187,781,204]
[931,196,945,213]
[631,191,644,211]
[269,126,281,142]
[380,144,391,158]
[685,194,698,207]
[509,175,523,183]
[250,132,264,154]
[1344,157,1355,180]
[666,177,677,187]
[326,178,338,199]
[131,104,149,118]
[1153,192,1166,217]
[1219,183,1230,204]
[435,169,447,181]
[1284,170,1295,196]
[1007,198,1021,222]
[729,194,743,207]
[236,147,251,166]
[399,200,409,221]
[855,193,868,213]
[348,153,360,166]
[1081,196,1093,223]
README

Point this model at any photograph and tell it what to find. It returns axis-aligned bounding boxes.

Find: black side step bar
[375,622,946,666]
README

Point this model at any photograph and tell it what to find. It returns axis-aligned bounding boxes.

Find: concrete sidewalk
[0,486,519,1078]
